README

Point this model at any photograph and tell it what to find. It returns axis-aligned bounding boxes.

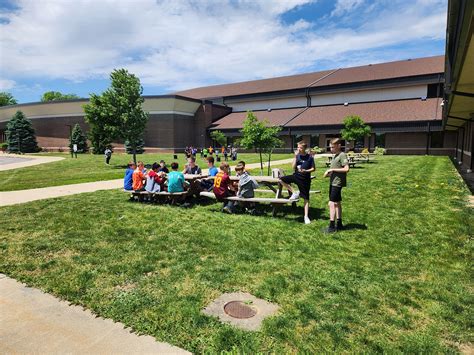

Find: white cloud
[331,0,365,17]
[0,0,447,93]
[0,79,16,90]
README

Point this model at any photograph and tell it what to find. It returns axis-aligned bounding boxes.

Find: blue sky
[0,0,447,104]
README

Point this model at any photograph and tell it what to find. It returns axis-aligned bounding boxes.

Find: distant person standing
[104,147,112,165]
[72,144,78,158]
[323,138,349,233]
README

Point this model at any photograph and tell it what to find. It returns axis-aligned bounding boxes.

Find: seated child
[182,157,202,174]
[201,156,218,191]
[158,160,169,173]
[132,161,147,191]
[235,163,258,198]
[145,162,165,193]
[123,161,136,191]
[213,162,237,213]
[167,162,187,193]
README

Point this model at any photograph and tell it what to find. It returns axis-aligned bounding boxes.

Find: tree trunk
[267,150,272,176]
[259,150,263,175]
[133,145,137,165]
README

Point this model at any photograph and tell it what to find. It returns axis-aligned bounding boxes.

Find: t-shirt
[237,172,258,198]
[145,170,164,192]
[295,154,315,178]
[158,166,169,173]
[208,166,218,176]
[132,169,146,190]
[330,152,348,187]
[123,168,134,191]
[168,171,185,193]
[184,165,202,174]
[213,171,232,199]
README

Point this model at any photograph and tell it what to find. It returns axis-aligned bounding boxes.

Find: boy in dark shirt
[213,162,237,213]
[323,138,349,232]
[279,142,315,224]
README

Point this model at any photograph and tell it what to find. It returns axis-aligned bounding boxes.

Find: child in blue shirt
[123,161,136,191]
[167,162,186,193]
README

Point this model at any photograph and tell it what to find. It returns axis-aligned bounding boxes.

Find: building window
[293,135,303,148]
[310,134,319,148]
[375,133,385,147]
[430,131,444,148]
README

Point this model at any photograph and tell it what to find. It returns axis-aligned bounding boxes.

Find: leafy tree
[41,91,80,102]
[0,92,17,106]
[84,69,148,163]
[210,130,227,147]
[239,111,282,175]
[6,111,39,153]
[125,138,145,154]
[341,115,371,149]
[69,123,88,153]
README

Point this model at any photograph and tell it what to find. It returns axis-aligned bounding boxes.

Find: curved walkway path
[0,158,297,207]
[0,153,64,171]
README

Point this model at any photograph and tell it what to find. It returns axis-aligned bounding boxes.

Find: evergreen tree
[6,111,39,153]
[125,138,145,154]
[69,123,88,153]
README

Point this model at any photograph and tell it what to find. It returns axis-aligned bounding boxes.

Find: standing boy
[104,147,112,165]
[279,142,315,224]
[323,138,349,233]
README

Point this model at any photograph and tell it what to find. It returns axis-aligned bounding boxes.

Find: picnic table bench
[199,191,298,217]
[126,190,189,204]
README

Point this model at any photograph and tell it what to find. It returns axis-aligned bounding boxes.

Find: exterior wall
[228,96,306,112]
[194,103,232,148]
[310,85,427,106]
[454,121,473,170]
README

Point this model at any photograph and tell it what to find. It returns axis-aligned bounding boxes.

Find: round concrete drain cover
[224,301,257,319]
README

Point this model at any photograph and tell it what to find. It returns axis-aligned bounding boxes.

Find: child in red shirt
[213,162,236,213]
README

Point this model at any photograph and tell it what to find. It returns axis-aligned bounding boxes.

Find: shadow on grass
[341,223,368,231]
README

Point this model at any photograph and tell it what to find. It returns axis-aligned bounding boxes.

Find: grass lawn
[0,152,293,191]
[0,156,472,352]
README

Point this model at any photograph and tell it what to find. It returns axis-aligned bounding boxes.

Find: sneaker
[289,191,300,200]
[304,216,311,224]
[222,206,233,214]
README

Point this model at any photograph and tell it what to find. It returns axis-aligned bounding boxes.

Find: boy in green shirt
[323,138,349,232]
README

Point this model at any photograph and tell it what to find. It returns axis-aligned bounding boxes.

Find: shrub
[374,146,386,155]
[312,146,324,154]
[1,142,8,152]
[362,148,369,154]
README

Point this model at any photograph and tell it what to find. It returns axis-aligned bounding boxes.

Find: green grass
[0,156,472,352]
[0,152,293,191]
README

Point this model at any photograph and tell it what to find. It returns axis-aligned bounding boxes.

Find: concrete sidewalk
[0,158,295,207]
[0,274,188,354]
[0,153,64,171]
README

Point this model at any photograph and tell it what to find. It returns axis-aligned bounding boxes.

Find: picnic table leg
[271,203,277,217]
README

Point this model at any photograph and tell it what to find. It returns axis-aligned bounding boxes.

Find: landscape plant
[210,130,227,147]
[239,111,282,175]
[69,123,88,153]
[84,69,149,163]
[341,115,371,150]
[0,92,17,106]
[5,110,39,153]
[41,91,80,102]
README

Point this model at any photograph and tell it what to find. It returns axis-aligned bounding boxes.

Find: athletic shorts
[281,173,311,200]
[329,185,343,202]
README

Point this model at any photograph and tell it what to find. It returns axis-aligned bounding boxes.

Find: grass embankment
[0,152,292,191]
[0,156,472,352]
